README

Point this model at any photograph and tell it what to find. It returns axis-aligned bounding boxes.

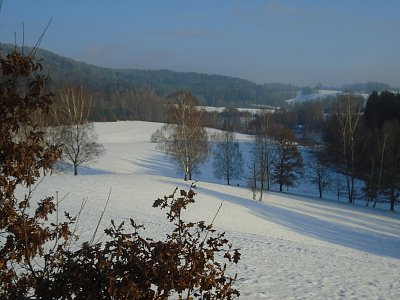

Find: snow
[27,121,400,299]
[285,90,342,104]
[285,90,371,104]
[201,106,276,114]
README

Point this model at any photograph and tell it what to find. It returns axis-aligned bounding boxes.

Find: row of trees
[155,91,399,210]
[20,83,104,175]
[235,91,399,210]
[247,112,303,200]
[153,93,305,200]
[67,85,398,210]
[91,87,167,122]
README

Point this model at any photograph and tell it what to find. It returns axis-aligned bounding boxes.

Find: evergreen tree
[272,127,303,192]
[363,91,400,210]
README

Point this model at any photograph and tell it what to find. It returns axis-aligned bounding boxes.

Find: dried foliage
[1,50,240,299]
[42,185,241,299]
[0,50,64,298]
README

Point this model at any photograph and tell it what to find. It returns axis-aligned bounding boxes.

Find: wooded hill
[0,42,296,108]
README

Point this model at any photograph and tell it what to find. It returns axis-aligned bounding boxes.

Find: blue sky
[1,0,399,87]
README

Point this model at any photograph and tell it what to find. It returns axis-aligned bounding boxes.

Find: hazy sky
[1,0,399,87]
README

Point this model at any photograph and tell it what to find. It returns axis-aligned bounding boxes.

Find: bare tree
[51,84,104,175]
[308,144,331,198]
[212,130,243,185]
[159,91,208,181]
[249,111,275,200]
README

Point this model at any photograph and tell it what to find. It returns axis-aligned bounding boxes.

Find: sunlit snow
[28,121,400,299]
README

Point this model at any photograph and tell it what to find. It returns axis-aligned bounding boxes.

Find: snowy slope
[28,121,400,299]
[285,90,341,104]
[285,89,370,104]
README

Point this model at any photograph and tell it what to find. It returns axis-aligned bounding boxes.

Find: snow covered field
[29,121,400,299]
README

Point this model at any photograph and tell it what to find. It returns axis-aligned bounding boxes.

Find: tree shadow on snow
[120,153,180,178]
[197,186,400,259]
[54,163,113,175]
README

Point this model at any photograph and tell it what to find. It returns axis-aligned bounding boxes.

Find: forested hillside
[0,43,296,108]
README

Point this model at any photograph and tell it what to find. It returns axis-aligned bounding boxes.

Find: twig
[67,197,88,250]
[22,22,25,54]
[57,191,70,205]
[202,199,224,245]
[90,187,112,245]
[30,17,52,57]
[210,200,224,226]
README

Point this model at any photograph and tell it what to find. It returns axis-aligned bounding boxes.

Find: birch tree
[250,111,275,200]
[51,84,104,175]
[308,144,331,198]
[333,93,363,203]
[160,91,208,181]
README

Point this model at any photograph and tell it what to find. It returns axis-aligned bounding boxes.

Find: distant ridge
[0,42,297,107]
[1,43,396,106]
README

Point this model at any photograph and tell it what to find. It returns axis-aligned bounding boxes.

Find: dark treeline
[203,99,329,139]
[291,91,399,210]
[214,91,399,209]
[0,43,296,118]
[90,88,168,122]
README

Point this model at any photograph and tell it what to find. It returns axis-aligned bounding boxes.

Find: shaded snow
[27,121,400,299]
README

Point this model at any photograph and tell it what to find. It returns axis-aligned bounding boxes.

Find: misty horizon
[1,1,399,88]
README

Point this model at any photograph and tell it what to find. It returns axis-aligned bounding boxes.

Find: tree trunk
[259,177,264,201]
[74,164,78,176]
[390,187,395,211]
[373,131,388,207]
[389,145,398,211]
